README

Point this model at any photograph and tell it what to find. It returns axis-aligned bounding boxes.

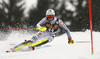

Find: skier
[8,9,74,52]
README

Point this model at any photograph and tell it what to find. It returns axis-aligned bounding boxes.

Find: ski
[6,48,15,53]
[6,50,14,53]
[6,51,10,53]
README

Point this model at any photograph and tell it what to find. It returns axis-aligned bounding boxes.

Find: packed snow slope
[0,30,100,59]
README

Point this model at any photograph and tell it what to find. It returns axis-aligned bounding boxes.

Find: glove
[68,37,74,45]
[36,26,47,31]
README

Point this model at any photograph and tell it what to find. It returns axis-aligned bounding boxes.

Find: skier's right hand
[36,26,47,31]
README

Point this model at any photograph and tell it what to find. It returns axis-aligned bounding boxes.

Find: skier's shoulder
[54,17,64,25]
[54,16,62,22]
[41,17,47,20]
[40,17,47,22]
[53,16,60,21]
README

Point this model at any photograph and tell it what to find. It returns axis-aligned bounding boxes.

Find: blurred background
[0,0,100,35]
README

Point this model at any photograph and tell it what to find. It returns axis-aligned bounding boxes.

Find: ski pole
[0,28,25,30]
[75,41,90,43]
[0,28,39,30]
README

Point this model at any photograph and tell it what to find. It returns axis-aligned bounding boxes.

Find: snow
[0,30,100,59]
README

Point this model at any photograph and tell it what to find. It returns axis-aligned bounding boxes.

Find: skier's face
[47,15,54,21]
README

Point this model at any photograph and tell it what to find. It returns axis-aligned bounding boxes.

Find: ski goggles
[47,15,54,18]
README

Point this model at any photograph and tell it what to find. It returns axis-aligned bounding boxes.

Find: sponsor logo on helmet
[48,9,51,12]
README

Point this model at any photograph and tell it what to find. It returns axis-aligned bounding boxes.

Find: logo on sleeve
[62,23,64,25]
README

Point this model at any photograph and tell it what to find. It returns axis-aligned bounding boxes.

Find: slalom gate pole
[88,0,94,55]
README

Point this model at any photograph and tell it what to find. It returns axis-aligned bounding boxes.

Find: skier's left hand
[68,37,74,45]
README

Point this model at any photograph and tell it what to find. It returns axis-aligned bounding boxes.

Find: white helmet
[46,9,55,16]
